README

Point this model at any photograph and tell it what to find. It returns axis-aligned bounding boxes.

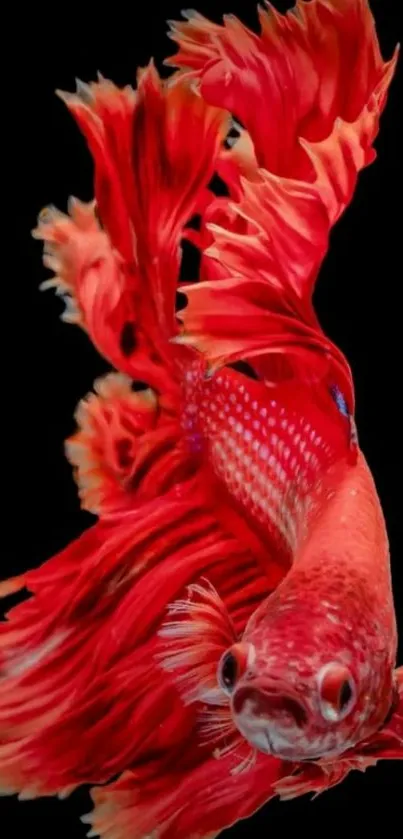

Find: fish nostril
[233,687,307,727]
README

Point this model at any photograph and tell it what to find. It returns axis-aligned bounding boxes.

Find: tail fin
[171,1,398,404]
[177,165,355,400]
[166,1,399,182]
[35,65,229,394]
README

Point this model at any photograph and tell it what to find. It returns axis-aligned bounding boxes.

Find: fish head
[216,590,396,762]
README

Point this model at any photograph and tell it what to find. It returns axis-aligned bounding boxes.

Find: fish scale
[182,359,351,557]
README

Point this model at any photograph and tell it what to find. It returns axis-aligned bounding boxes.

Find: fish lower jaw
[234,715,351,762]
[234,715,294,759]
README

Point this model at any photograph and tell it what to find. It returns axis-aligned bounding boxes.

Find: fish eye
[317,662,356,722]
[218,651,239,695]
[217,644,254,695]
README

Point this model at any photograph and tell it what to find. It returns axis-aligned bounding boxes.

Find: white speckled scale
[181,360,351,558]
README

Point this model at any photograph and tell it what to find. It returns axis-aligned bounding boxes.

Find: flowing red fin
[36,67,229,391]
[158,577,279,780]
[159,579,236,706]
[65,372,192,515]
[274,760,355,801]
[33,199,170,394]
[299,51,399,226]
[87,751,288,839]
[158,557,274,708]
[128,65,229,338]
[56,79,136,263]
[166,1,399,180]
[165,10,224,74]
[175,1,398,392]
[0,474,272,801]
[170,3,398,382]
[178,170,354,398]
[183,169,331,302]
[0,483,251,798]
[183,193,251,284]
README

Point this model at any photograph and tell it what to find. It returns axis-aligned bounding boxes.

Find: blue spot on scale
[330,384,359,450]
[330,385,349,418]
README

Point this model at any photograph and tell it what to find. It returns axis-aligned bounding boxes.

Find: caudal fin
[170,1,398,403]
[166,1,398,183]
[35,66,229,396]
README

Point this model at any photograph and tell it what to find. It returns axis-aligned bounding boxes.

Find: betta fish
[1,1,401,838]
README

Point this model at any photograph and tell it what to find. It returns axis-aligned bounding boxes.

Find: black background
[4,0,402,835]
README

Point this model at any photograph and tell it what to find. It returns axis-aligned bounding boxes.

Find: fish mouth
[232,683,308,726]
[233,713,301,759]
[231,683,308,757]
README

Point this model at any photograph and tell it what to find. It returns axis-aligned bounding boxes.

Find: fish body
[227,453,396,758]
[170,363,397,760]
[182,360,351,553]
[1,2,402,838]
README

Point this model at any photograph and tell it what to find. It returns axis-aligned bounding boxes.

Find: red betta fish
[1,1,401,838]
